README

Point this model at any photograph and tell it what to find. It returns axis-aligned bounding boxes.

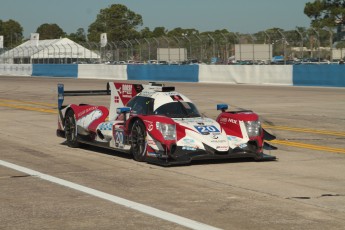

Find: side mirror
[116,107,131,114]
[217,104,228,112]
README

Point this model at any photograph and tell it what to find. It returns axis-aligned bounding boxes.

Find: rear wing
[57,82,174,120]
[57,83,111,109]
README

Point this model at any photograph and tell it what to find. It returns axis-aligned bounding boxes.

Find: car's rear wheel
[130,120,147,162]
[65,110,79,148]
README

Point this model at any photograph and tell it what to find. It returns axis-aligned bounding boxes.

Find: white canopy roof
[1,38,100,59]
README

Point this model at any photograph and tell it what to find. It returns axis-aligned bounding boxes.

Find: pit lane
[1,76,345,229]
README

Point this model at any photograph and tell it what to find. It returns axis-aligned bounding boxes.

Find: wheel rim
[65,114,76,142]
[132,123,145,157]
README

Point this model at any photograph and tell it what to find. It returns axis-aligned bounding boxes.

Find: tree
[68,28,87,43]
[167,28,199,37]
[140,27,153,38]
[304,0,345,28]
[36,23,66,39]
[151,27,167,37]
[0,19,23,47]
[87,4,143,42]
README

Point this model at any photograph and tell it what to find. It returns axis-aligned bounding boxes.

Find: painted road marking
[0,160,222,230]
[0,98,55,107]
[270,140,345,154]
[0,102,56,114]
[1,99,344,154]
[264,125,345,137]
[0,98,57,114]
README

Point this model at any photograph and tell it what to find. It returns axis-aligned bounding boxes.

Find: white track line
[0,160,222,230]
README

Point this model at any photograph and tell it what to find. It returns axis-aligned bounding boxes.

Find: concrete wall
[0,64,32,76]
[127,65,199,82]
[32,64,78,78]
[78,64,127,80]
[293,65,345,87]
[1,63,344,88]
[199,65,293,85]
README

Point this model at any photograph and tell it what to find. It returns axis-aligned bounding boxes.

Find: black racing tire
[130,120,147,162]
[65,110,79,148]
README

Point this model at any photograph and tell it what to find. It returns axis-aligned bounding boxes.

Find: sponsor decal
[120,84,133,98]
[147,152,158,157]
[239,143,247,148]
[114,96,120,103]
[227,136,239,141]
[77,109,102,129]
[220,117,227,123]
[194,125,220,134]
[114,130,124,148]
[182,146,197,151]
[211,139,227,143]
[77,106,97,118]
[147,139,156,145]
[211,133,220,139]
[228,119,238,124]
[99,122,113,131]
[216,146,229,151]
[170,95,183,101]
[182,138,195,144]
[145,121,153,131]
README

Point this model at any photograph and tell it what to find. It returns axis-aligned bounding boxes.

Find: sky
[0,0,312,39]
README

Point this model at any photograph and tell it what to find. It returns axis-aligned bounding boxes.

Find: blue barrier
[32,64,78,78]
[293,65,345,87]
[127,65,199,82]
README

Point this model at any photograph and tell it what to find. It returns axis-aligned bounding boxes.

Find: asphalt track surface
[0,76,345,230]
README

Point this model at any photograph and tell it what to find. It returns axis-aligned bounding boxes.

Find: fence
[1,29,344,65]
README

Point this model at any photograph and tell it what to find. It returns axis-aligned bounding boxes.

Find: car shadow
[60,141,133,160]
[60,141,275,167]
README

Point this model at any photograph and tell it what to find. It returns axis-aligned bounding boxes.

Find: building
[0,38,100,64]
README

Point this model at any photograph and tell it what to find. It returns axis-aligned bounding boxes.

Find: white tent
[0,38,100,64]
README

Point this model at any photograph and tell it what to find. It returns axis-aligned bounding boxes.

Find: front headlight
[156,122,176,140]
[244,120,261,137]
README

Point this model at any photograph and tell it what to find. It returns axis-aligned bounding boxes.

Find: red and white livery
[57,82,276,165]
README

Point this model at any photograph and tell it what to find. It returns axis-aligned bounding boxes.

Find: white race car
[57,82,276,165]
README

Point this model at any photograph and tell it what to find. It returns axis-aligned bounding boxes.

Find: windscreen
[154,101,201,118]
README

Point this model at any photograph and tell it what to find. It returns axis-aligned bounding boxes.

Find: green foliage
[87,4,143,42]
[151,27,167,37]
[68,28,87,43]
[336,40,345,48]
[0,19,23,47]
[36,23,66,39]
[304,0,345,28]
[140,27,153,38]
[167,28,199,37]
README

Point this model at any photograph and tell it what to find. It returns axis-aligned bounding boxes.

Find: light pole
[162,36,170,62]
[221,33,229,63]
[263,31,271,63]
[207,33,215,60]
[182,33,191,60]
[249,34,256,64]
[233,33,241,61]
[194,34,203,62]
[143,38,151,61]
[323,27,334,63]
[135,39,141,62]
[173,36,181,63]
[295,28,304,61]
[311,28,320,63]
[153,37,160,62]
[277,30,287,65]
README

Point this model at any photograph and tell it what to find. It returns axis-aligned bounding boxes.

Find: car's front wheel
[65,110,79,148]
[130,120,147,162]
